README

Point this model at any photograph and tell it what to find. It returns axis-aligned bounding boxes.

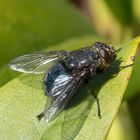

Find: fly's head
[93,42,118,69]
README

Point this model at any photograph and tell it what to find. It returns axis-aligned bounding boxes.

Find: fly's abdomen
[44,61,72,98]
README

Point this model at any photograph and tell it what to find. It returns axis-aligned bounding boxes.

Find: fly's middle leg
[86,86,102,119]
[92,93,102,119]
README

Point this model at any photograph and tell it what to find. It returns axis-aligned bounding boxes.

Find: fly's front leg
[119,63,134,69]
[111,55,134,70]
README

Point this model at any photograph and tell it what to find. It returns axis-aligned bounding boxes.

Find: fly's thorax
[65,48,99,70]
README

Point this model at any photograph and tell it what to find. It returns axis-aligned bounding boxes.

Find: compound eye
[99,49,110,61]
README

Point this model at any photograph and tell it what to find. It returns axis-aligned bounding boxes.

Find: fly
[9,42,117,122]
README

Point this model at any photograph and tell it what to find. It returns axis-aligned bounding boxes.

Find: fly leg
[119,63,134,69]
[87,67,101,118]
[92,92,102,119]
[86,85,102,119]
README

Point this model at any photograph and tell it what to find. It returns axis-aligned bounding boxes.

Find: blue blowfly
[9,42,118,122]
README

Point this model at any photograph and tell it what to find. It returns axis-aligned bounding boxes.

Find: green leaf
[0,36,139,140]
[124,48,140,100]
[107,102,136,140]
[0,0,94,86]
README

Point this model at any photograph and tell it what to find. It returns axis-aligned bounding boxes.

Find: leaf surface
[0,36,139,140]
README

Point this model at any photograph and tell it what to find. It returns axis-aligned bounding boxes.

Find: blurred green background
[0,0,140,139]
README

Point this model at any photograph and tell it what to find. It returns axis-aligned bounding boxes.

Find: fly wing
[9,50,70,74]
[37,72,85,122]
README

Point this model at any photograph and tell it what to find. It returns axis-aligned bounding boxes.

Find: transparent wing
[37,72,84,122]
[9,50,70,74]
